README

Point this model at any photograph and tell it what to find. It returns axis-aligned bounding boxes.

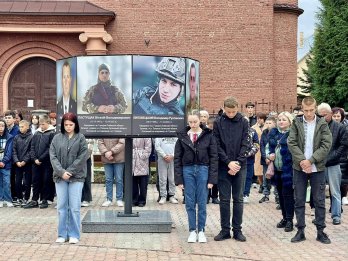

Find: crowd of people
[0,95,347,245]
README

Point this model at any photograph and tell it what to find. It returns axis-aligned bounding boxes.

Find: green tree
[307,0,348,109]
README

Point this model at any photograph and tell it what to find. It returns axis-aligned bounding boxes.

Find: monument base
[82,210,172,233]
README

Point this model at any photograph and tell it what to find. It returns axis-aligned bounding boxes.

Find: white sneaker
[187,231,197,243]
[102,200,112,207]
[69,237,79,244]
[116,200,124,207]
[81,201,90,207]
[47,200,53,205]
[342,197,348,205]
[243,196,249,204]
[55,237,66,243]
[158,197,166,205]
[198,231,207,243]
[5,201,14,207]
[0,201,3,208]
[169,197,178,204]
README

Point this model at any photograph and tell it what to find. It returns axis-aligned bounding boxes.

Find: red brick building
[0,0,302,118]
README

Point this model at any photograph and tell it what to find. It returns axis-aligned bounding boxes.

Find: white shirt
[303,115,317,172]
[63,97,70,114]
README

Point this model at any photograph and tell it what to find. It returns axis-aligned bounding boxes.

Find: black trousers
[208,184,219,199]
[133,175,149,205]
[275,170,294,221]
[15,163,32,201]
[31,162,54,202]
[82,158,92,202]
[11,164,17,199]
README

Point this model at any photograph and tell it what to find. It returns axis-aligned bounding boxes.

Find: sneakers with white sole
[0,201,3,208]
[243,196,249,204]
[5,201,14,207]
[169,197,178,204]
[342,197,348,205]
[81,201,90,207]
[55,237,66,243]
[102,200,112,207]
[116,200,124,207]
[158,197,166,205]
[187,231,197,243]
[198,231,207,243]
[69,237,79,244]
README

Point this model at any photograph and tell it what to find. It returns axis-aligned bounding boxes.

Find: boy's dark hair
[4,110,15,118]
[256,112,267,121]
[266,116,276,125]
[60,113,80,134]
[293,106,302,112]
[207,116,216,123]
[245,101,255,108]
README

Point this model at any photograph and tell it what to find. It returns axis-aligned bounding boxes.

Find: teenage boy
[12,120,33,206]
[213,96,249,242]
[4,110,19,202]
[288,97,332,244]
[24,115,55,209]
[0,119,14,207]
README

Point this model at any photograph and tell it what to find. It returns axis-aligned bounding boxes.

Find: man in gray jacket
[288,97,332,244]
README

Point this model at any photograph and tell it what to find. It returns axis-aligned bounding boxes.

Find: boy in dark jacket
[24,115,55,209]
[0,119,14,207]
[12,120,33,206]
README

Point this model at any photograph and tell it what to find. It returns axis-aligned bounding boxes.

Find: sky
[297,0,321,60]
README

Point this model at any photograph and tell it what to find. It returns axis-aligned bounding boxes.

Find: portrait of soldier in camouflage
[82,63,127,114]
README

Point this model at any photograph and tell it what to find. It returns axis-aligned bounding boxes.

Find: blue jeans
[0,169,12,202]
[293,169,326,230]
[56,181,84,239]
[325,165,342,219]
[219,165,246,233]
[104,163,124,201]
[243,163,254,196]
[183,165,209,232]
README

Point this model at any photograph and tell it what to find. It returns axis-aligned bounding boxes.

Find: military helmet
[155,57,185,85]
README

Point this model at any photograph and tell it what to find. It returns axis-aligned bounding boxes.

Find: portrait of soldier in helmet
[133,57,185,115]
[82,63,128,114]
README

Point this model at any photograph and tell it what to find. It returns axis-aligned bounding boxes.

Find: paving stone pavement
[0,184,347,260]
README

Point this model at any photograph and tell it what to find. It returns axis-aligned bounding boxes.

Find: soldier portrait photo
[185,60,199,114]
[133,56,185,116]
[78,56,132,114]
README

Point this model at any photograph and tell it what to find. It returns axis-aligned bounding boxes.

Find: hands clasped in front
[228,161,241,176]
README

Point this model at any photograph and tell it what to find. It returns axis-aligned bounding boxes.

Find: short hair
[49,112,56,119]
[266,116,277,125]
[293,106,302,112]
[332,107,345,122]
[200,110,209,118]
[224,96,239,108]
[302,96,317,106]
[207,116,216,124]
[19,120,30,127]
[317,103,332,113]
[4,110,15,118]
[245,101,255,108]
[39,114,50,124]
[278,111,294,126]
[256,112,267,121]
[62,61,71,77]
[14,110,23,121]
[60,113,80,134]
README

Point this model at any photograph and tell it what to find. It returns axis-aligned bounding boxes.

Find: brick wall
[0,0,300,115]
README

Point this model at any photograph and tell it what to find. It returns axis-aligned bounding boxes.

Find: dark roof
[0,1,115,18]
[274,3,304,16]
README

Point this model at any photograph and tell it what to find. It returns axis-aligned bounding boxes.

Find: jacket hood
[37,125,56,133]
[19,130,32,138]
[177,124,212,137]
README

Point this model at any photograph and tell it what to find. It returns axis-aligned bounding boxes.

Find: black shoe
[291,229,306,243]
[138,203,145,207]
[13,199,23,207]
[23,200,38,209]
[233,231,246,242]
[39,200,48,209]
[332,218,341,225]
[276,219,287,228]
[276,204,281,210]
[284,221,294,232]
[259,196,269,203]
[312,218,316,224]
[207,198,210,204]
[316,230,331,244]
[214,231,231,241]
[258,186,263,194]
[212,198,220,204]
